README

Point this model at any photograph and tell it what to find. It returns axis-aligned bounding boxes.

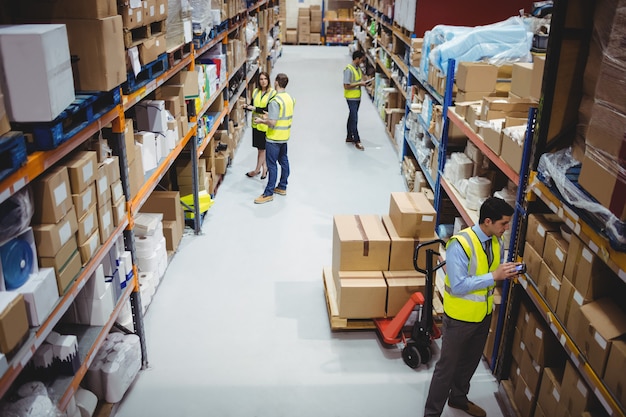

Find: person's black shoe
[345,137,354,143]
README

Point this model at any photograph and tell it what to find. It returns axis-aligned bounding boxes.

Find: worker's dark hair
[275,73,289,88]
[479,197,514,224]
[353,50,365,60]
[257,71,271,90]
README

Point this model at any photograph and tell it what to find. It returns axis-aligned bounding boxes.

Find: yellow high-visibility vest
[344,64,362,99]
[443,227,500,322]
[250,88,276,132]
[266,92,295,142]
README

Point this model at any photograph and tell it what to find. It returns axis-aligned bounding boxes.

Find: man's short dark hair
[275,73,289,88]
[479,197,514,224]
[353,50,365,61]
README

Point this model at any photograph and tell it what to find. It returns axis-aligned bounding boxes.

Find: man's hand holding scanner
[493,262,526,281]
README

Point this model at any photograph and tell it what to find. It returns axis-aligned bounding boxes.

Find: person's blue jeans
[263,141,289,196]
[346,99,361,142]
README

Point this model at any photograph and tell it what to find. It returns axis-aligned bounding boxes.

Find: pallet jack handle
[413,239,447,338]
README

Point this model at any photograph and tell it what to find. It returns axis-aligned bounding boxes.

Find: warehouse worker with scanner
[424,197,520,417]
[344,50,367,151]
[253,73,295,204]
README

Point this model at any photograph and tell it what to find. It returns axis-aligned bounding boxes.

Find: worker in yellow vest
[424,197,520,417]
[253,73,295,204]
[343,50,367,151]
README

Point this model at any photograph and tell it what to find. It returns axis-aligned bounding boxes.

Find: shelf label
[571,355,580,367]
[595,388,611,414]
[534,187,542,197]
[563,205,579,221]
[0,188,9,203]
[582,248,593,263]
[552,387,560,402]
[520,277,528,289]
[619,269,626,282]
[565,218,575,231]
[550,323,558,335]
[560,334,566,346]
[577,380,588,396]
[589,240,599,253]
[558,207,564,218]
[549,202,558,212]
[575,223,581,234]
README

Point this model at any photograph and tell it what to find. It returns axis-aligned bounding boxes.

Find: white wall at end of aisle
[286,0,323,29]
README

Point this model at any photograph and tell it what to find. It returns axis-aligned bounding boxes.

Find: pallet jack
[374,239,446,368]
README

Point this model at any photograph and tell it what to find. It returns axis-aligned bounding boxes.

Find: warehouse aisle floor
[115,46,504,417]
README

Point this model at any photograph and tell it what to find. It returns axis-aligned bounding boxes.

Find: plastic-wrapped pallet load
[0,381,58,417]
[190,0,215,38]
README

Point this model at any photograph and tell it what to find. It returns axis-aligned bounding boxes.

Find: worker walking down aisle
[114,46,503,417]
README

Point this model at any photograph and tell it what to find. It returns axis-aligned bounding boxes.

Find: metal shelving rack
[0,0,281,410]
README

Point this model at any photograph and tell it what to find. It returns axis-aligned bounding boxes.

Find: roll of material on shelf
[75,387,98,417]
[134,235,157,258]
[136,252,158,274]
[0,237,34,290]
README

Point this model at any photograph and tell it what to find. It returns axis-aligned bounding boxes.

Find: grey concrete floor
[114,45,504,417]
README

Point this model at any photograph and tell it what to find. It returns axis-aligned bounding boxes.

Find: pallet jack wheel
[402,344,421,369]
[418,345,432,364]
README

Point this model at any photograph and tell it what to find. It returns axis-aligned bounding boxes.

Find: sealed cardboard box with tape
[332,215,391,272]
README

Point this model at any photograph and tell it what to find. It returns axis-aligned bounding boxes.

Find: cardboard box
[141,191,183,223]
[465,104,482,132]
[332,215,391,271]
[388,192,436,238]
[111,195,126,227]
[457,90,494,103]
[383,271,426,317]
[32,166,73,224]
[604,339,626,408]
[16,267,58,327]
[285,29,297,44]
[79,229,100,265]
[64,151,98,194]
[72,182,97,221]
[519,348,543,396]
[381,215,437,271]
[214,152,227,175]
[543,232,569,278]
[537,261,561,311]
[162,220,183,252]
[525,214,562,256]
[578,298,626,377]
[97,203,114,244]
[523,311,562,366]
[482,125,503,155]
[119,4,144,29]
[56,250,81,294]
[523,242,542,282]
[332,269,387,319]
[95,164,110,207]
[38,235,77,276]
[586,101,626,158]
[0,24,75,122]
[537,367,562,417]
[511,63,534,98]
[128,153,144,198]
[136,99,168,133]
[138,33,167,66]
[555,276,575,327]
[500,130,523,174]
[530,56,545,101]
[77,204,98,246]
[0,292,28,354]
[480,97,536,120]
[110,180,124,203]
[170,71,200,99]
[579,152,626,221]
[512,327,525,366]
[57,16,125,91]
[32,207,78,257]
[310,33,321,44]
[455,62,497,92]
[560,360,595,416]
[514,374,536,417]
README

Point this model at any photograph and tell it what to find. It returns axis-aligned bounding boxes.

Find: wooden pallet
[167,42,193,68]
[124,20,166,48]
[322,266,376,331]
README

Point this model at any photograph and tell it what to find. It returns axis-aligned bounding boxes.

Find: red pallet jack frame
[374,239,446,368]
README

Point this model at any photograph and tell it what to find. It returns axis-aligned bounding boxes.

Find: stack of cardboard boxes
[576,2,626,223]
[297,7,310,44]
[515,212,626,415]
[118,0,169,67]
[140,191,185,252]
[309,6,322,45]
[325,192,438,319]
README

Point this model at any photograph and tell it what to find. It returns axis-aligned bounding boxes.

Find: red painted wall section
[414,0,535,36]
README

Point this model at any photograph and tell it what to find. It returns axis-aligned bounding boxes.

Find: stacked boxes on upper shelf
[118,0,168,66]
[327,192,437,319]
[297,7,310,44]
[576,1,626,222]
